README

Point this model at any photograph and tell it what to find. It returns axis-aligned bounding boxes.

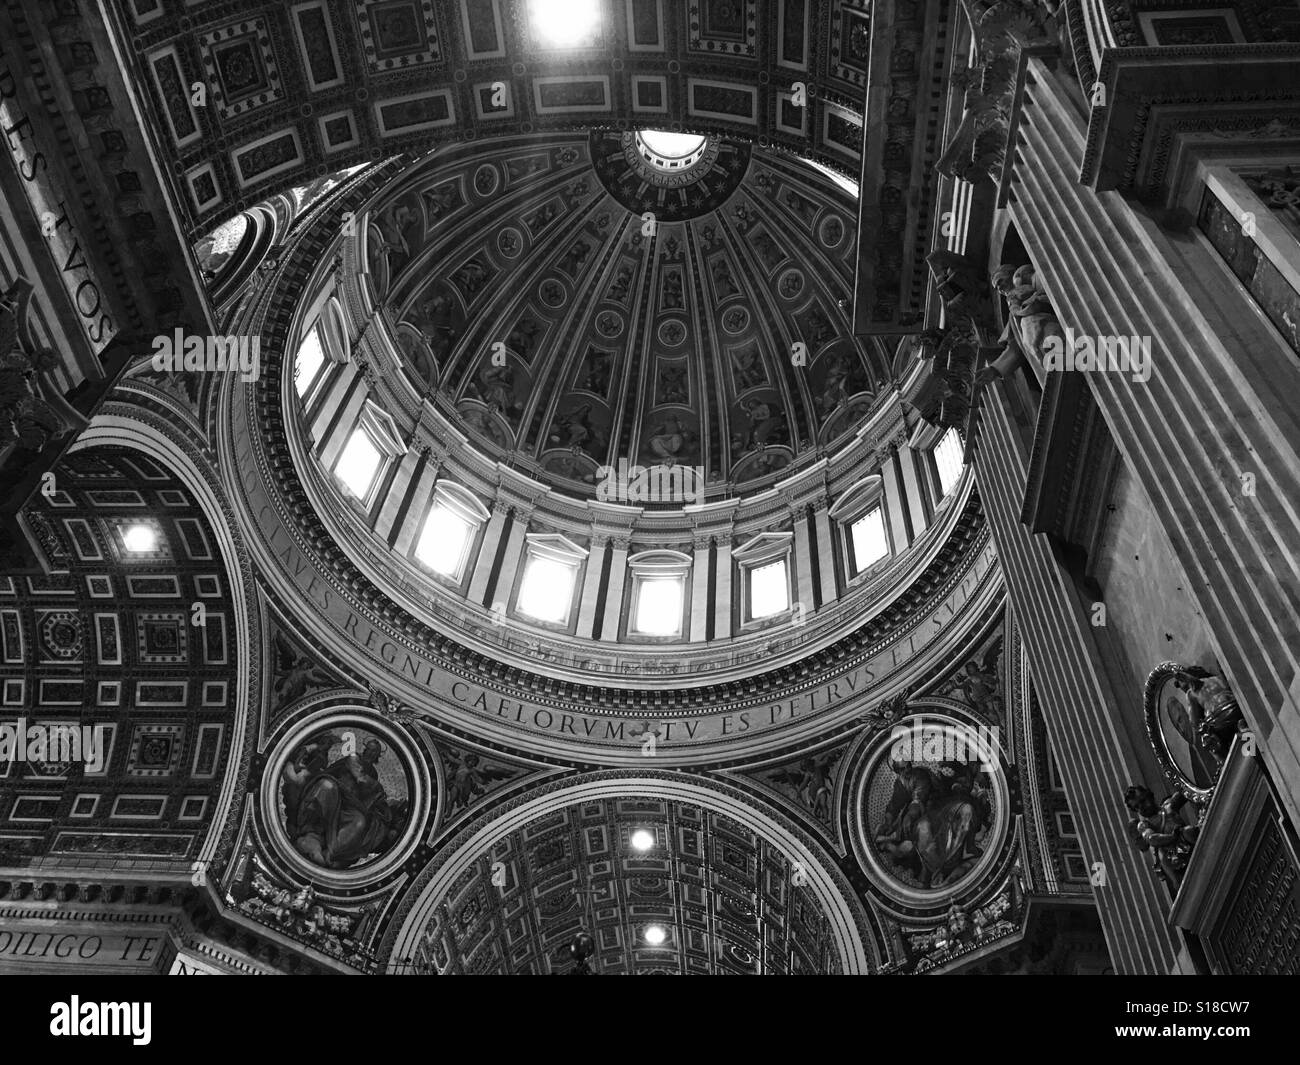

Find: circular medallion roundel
[497,226,523,259]
[657,318,687,347]
[596,310,624,339]
[263,711,429,887]
[849,712,1008,907]
[819,214,846,249]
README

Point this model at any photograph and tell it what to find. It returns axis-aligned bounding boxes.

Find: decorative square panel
[687,0,758,56]
[375,90,456,135]
[174,517,213,560]
[111,795,168,820]
[158,489,189,507]
[146,46,201,148]
[38,680,82,706]
[127,724,185,777]
[64,519,101,561]
[95,613,122,665]
[2,679,24,705]
[688,79,758,125]
[135,681,187,707]
[631,75,667,113]
[125,576,181,598]
[191,724,224,779]
[777,0,809,71]
[201,612,228,665]
[198,19,285,119]
[232,129,304,190]
[179,796,208,821]
[1,610,24,663]
[822,105,863,159]
[319,110,360,153]
[830,4,871,88]
[1138,9,1244,45]
[460,0,506,59]
[292,0,346,91]
[97,681,121,706]
[137,612,188,664]
[533,77,611,115]
[626,0,665,51]
[775,91,807,136]
[85,575,113,598]
[36,610,83,664]
[474,80,515,120]
[193,575,222,598]
[70,794,100,818]
[187,164,222,214]
[357,0,442,71]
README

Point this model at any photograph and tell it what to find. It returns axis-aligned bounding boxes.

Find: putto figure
[1124,784,1199,888]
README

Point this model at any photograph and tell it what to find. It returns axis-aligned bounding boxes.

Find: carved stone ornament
[1143,661,1244,807]
[1124,783,1199,890]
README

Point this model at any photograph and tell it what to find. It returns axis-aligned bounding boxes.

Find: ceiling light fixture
[630,828,655,852]
[121,524,157,553]
[530,0,599,46]
[643,924,667,946]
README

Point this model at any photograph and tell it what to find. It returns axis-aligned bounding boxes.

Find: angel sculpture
[443,751,514,812]
[859,686,912,730]
[949,646,1003,722]
[272,631,334,707]
[0,279,83,450]
[769,755,836,820]
[1124,784,1199,888]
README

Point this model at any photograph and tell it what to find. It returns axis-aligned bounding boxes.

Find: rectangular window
[517,554,578,624]
[850,505,889,573]
[632,577,684,636]
[749,558,790,619]
[934,428,965,497]
[294,325,326,398]
[414,503,474,580]
[334,427,383,503]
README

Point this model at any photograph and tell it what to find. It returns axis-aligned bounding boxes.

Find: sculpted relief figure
[281,733,409,870]
[976,263,1063,385]
[0,280,85,450]
[1124,784,1199,888]
[1172,666,1242,763]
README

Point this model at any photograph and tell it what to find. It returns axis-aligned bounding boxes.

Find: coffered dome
[363,131,888,500]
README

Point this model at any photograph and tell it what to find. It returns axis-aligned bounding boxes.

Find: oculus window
[635,130,709,172]
[933,428,965,497]
[414,481,490,584]
[626,550,692,639]
[515,534,588,627]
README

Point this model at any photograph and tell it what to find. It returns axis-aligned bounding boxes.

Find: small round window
[635,130,709,172]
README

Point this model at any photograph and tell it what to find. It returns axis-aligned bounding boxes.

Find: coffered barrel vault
[118,0,872,235]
